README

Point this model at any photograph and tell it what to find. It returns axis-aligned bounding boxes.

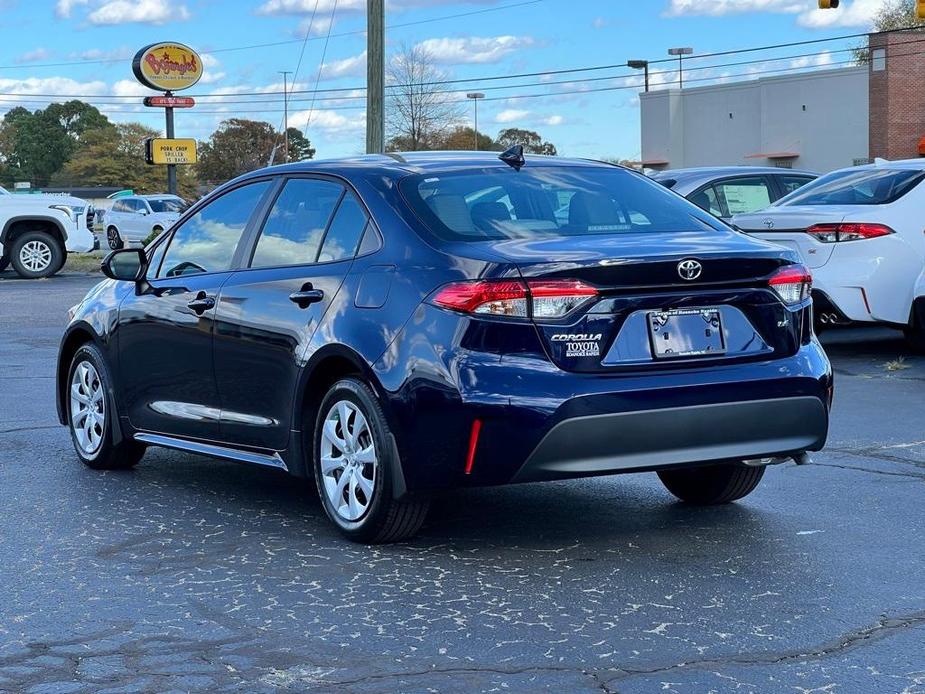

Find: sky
[0,0,896,161]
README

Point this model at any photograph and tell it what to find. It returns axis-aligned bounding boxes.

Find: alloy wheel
[319,400,378,522]
[107,227,122,250]
[19,240,52,273]
[70,361,105,456]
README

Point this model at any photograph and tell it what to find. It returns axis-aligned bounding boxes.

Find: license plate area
[648,308,725,359]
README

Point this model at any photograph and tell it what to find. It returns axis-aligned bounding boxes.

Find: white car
[103,194,188,249]
[732,159,925,350]
[0,187,96,278]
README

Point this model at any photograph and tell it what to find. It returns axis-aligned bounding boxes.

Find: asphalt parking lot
[1,271,923,694]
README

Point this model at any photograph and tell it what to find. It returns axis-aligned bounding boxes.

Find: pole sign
[144,95,195,108]
[145,138,198,166]
[132,42,203,92]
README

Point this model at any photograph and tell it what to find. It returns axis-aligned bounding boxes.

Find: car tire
[657,463,765,504]
[106,226,123,250]
[10,230,63,279]
[67,343,146,470]
[312,378,429,543]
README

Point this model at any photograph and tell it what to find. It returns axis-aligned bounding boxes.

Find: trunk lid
[453,230,808,373]
[732,205,862,269]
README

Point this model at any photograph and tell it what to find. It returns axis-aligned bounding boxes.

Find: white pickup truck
[0,187,97,278]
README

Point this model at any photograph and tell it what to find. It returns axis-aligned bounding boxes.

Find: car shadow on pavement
[124,447,771,552]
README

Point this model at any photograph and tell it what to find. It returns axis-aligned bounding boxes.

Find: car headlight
[49,204,78,223]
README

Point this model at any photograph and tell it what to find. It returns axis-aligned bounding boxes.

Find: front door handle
[289,285,324,308]
[187,293,216,314]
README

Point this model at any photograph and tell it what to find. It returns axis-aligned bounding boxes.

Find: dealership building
[641,30,925,173]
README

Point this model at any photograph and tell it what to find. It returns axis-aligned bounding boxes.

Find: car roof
[237,151,619,181]
[655,166,817,181]
[847,158,925,172]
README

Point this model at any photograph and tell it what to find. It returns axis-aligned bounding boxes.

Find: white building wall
[641,67,869,173]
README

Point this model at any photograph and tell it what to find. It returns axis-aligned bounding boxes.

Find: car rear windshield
[776,168,925,207]
[398,166,724,242]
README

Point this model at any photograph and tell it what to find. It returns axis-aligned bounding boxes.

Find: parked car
[653,167,817,220]
[103,194,188,249]
[57,152,832,543]
[0,186,96,279]
[732,159,925,348]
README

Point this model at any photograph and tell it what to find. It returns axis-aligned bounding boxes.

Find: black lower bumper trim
[511,396,828,483]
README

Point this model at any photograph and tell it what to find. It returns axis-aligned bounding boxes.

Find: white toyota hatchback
[733,159,925,350]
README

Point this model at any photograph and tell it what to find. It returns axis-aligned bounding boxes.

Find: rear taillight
[806,223,894,243]
[768,265,812,305]
[432,279,598,318]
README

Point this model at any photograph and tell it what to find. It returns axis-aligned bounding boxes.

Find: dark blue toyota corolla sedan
[56,150,832,542]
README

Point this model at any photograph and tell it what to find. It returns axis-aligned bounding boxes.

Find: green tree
[197,118,278,184]
[52,123,198,200]
[0,101,111,186]
[495,128,558,156]
[437,126,496,151]
[285,127,316,162]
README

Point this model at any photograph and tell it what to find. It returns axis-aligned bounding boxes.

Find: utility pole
[279,70,292,162]
[627,60,649,92]
[668,47,693,89]
[366,0,385,154]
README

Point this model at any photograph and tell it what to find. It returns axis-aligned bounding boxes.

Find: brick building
[868,30,925,160]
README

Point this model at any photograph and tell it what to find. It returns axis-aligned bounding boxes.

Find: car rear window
[776,168,925,206]
[399,166,723,242]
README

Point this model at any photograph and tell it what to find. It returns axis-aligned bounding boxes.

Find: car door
[119,199,143,242]
[116,179,273,440]
[213,177,371,449]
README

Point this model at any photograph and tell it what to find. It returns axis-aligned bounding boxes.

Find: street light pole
[466,92,485,150]
[627,60,649,92]
[366,0,385,153]
[279,70,292,162]
[668,47,693,89]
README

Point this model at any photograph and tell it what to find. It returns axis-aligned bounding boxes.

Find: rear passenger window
[251,179,343,268]
[714,178,772,215]
[318,193,368,263]
[777,175,814,196]
[689,186,724,217]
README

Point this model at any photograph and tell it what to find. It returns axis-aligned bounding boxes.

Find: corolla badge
[677,259,703,281]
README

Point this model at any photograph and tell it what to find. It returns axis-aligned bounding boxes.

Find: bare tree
[855,0,924,63]
[386,43,464,151]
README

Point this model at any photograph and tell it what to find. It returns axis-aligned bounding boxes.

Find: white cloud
[495,108,529,123]
[320,51,367,79]
[664,0,888,28]
[55,0,88,18]
[0,76,109,97]
[257,0,363,15]
[542,115,565,126]
[797,0,884,27]
[16,48,51,64]
[86,0,191,25]
[416,35,535,65]
[69,46,134,62]
[288,108,366,139]
[592,17,607,29]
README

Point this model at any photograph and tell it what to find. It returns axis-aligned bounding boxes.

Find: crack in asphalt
[826,444,925,473]
[0,424,61,435]
[602,610,925,683]
[810,461,925,480]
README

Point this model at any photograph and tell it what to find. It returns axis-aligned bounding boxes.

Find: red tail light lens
[432,279,598,318]
[806,223,894,243]
[768,265,812,305]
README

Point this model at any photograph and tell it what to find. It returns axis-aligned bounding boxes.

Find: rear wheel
[10,231,63,279]
[658,464,765,504]
[106,226,123,250]
[67,343,145,470]
[313,378,428,543]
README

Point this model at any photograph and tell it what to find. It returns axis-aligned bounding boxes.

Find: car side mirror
[101,248,147,282]
[137,208,149,215]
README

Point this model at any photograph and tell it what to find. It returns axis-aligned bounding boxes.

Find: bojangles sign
[132,42,203,91]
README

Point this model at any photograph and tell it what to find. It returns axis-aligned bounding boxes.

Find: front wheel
[313,378,429,543]
[658,464,765,504]
[10,231,63,279]
[67,343,145,470]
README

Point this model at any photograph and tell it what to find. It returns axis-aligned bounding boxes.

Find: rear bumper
[511,396,827,483]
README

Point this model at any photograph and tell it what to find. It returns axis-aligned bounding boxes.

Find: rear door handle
[187,294,216,314]
[289,286,324,308]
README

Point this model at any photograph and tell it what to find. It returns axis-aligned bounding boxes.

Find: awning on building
[745,152,800,160]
